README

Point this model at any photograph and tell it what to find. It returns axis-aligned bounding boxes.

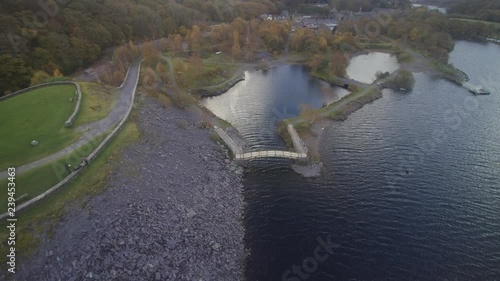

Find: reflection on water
[242,42,500,281]
[346,52,399,84]
[199,42,500,281]
[201,64,349,148]
[450,41,500,93]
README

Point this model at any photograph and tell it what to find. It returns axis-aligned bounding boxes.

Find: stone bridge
[214,124,308,163]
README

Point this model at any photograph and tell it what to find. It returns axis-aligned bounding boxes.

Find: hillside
[0,0,285,95]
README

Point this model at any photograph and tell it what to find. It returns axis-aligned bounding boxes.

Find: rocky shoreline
[16,96,245,281]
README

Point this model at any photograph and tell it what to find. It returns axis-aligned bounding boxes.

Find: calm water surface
[205,42,500,280]
[346,52,399,84]
[202,65,349,148]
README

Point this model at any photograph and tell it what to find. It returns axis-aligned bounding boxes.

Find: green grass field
[0,85,80,170]
[0,83,121,170]
[0,122,139,269]
[0,132,108,211]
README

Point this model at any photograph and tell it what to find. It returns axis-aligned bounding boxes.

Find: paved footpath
[0,59,142,179]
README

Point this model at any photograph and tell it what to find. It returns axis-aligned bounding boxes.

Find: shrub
[41,76,72,83]
[31,70,51,86]
[171,92,195,108]
[384,69,416,90]
[258,60,270,71]
[375,71,390,80]
[157,94,172,107]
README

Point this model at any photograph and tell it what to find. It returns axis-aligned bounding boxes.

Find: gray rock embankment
[16,96,245,281]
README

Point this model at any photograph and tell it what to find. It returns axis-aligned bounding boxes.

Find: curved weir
[214,125,308,163]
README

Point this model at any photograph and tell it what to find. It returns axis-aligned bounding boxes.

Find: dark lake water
[204,41,500,281]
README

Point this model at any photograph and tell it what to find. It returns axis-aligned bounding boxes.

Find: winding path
[0,59,142,179]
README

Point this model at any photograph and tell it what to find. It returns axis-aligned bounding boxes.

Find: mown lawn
[0,132,108,211]
[0,121,139,270]
[0,82,121,170]
[0,85,80,170]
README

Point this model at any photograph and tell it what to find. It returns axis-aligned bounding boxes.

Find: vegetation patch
[191,71,245,97]
[310,71,346,88]
[391,47,414,63]
[72,82,120,127]
[325,88,382,121]
[172,57,237,91]
[382,69,416,90]
[431,59,469,84]
[170,92,196,109]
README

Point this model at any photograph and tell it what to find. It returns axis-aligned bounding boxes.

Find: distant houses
[329,6,397,22]
[260,5,399,33]
[260,10,289,21]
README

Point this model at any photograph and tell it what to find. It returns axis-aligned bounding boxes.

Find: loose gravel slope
[16,95,245,281]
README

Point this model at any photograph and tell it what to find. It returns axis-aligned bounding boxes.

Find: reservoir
[203,42,500,280]
[346,52,399,84]
[202,65,349,148]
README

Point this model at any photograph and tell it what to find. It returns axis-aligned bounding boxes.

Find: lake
[204,42,500,280]
[201,65,349,148]
[346,52,399,84]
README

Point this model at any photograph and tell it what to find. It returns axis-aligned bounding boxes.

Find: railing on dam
[236,151,307,161]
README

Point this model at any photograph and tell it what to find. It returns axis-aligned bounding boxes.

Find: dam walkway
[214,124,308,162]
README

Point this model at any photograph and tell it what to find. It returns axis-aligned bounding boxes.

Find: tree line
[0,0,287,95]
[383,9,495,62]
[449,0,500,23]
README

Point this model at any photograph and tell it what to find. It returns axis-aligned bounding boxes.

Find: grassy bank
[431,58,469,84]
[190,71,245,97]
[451,18,500,29]
[310,70,348,87]
[0,121,139,271]
[171,57,237,92]
[0,131,109,211]
[321,87,381,121]
[73,82,120,127]
[0,85,80,170]
[0,82,121,170]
